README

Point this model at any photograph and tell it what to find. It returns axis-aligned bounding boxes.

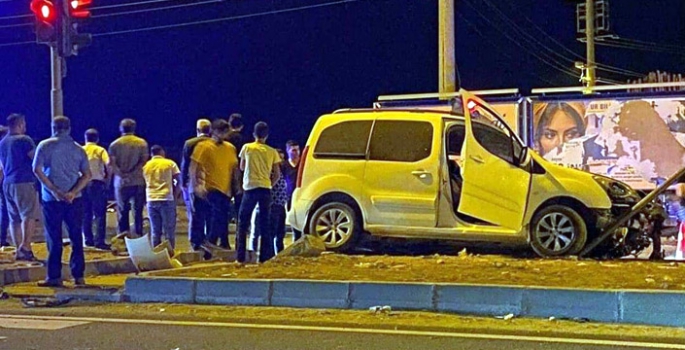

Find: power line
[93,0,181,10]
[0,21,31,29]
[462,0,580,81]
[93,0,362,37]
[457,12,558,86]
[0,40,33,47]
[92,0,221,18]
[474,0,644,79]
[596,39,685,56]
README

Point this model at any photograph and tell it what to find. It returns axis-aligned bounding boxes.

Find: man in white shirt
[82,129,110,250]
[143,145,180,251]
[236,122,281,263]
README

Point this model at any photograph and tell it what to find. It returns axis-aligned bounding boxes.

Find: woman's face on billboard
[540,109,583,154]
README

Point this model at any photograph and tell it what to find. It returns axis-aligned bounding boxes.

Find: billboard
[532,97,685,189]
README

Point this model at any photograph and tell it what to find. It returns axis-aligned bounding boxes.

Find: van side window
[472,122,514,164]
[369,121,433,162]
[314,121,372,159]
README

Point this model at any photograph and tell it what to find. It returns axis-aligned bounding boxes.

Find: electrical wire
[498,1,644,78]
[462,0,580,81]
[458,12,558,86]
[0,40,33,47]
[475,0,644,79]
[92,0,361,37]
[596,39,685,56]
[0,21,31,29]
[93,0,181,10]
[92,0,221,18]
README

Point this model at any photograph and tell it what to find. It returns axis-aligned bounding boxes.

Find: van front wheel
[530,205,587,257]
[308,202,361,252]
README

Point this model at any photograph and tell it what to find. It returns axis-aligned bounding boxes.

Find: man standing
[226,113,245,229]
[190,119,238,249]
[82,129,110,250]
[0,114,39,261]
[0,125,10,247]
[109,119,148,237]
[282,140,301,240]
[180,119,211,250]
[143,145,181,252]
[33,116,91,287]
[237,122,281,263]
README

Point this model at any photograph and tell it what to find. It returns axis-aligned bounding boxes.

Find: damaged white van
[287,90,658,257]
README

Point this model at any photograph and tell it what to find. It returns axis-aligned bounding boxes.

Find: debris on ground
[458,248,469,258]
[496,313,515,321]
[369,305,392,315]
[273,235,326,259]
[20,297,71,308]
[126,234,182,272]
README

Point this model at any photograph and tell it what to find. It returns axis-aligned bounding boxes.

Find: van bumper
[287,198,312,233]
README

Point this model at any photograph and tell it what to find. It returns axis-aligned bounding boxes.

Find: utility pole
[585,0,596,93]
[438,0,456,96]
[50,46,64,119]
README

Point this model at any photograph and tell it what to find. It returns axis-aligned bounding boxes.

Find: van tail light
[296,145,309,189]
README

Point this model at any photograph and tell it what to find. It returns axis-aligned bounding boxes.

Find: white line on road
[0,314,683,349]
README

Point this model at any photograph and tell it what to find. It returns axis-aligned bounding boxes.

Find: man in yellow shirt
[190,119,238,249]
[143,145,180,250]
[82,129,110,250]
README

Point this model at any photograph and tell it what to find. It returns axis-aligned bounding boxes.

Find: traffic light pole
[50,45,63,119]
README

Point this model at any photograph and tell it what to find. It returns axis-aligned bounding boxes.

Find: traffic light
[62,0,92,57]
[30,0,57,43]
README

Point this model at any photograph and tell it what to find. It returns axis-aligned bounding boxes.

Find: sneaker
[94,243,111,251]
[37,279,63,288]
[74,278,86,286]
[0,242,11,248]
[16,249,38,262]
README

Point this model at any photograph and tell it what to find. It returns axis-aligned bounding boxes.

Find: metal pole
[438,0,456,96]
[50,45,63,120]
[584,0,596,94]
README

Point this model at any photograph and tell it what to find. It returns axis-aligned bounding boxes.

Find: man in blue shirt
[0,114,39,261]
[33,116,91,287]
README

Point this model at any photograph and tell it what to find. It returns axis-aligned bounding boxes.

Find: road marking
[0,318,89,330]
[0,314,683,349]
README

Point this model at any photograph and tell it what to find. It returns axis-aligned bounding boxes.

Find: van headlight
[593,176,634,199]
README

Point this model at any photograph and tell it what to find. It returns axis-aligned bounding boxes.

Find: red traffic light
[30,0,56,22]
[69,0,92,18]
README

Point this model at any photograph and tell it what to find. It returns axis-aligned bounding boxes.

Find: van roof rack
[376,88,519,102]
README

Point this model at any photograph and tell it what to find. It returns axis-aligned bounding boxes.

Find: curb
[0,257,137,287]
[123,276,685,328]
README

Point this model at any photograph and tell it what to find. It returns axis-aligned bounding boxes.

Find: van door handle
[470,155,485,164]
[411,170,431,178]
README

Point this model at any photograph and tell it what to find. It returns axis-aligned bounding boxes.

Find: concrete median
[122,275,685,328]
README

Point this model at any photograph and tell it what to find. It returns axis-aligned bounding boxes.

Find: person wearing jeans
[180,119,211,250]
[143,145,180,251]
[82,129,110,250]
[33,116,91,287]
[109,119,148,237]
[190,119,238,250]
[237,122,281,263]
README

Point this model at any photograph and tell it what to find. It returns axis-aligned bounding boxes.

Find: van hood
[528,149,613,209]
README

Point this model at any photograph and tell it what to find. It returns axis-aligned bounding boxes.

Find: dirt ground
[158,248,685,291]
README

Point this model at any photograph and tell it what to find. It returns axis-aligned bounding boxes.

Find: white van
[288,90,655,257]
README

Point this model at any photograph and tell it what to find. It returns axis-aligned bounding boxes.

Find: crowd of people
[0,112,302,287]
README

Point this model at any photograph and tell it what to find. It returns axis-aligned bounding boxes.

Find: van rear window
[313,120,372,159]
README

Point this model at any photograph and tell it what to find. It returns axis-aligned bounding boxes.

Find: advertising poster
[532,98,685,189]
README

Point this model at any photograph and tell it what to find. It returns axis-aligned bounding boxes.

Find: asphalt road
[1,315,684,350]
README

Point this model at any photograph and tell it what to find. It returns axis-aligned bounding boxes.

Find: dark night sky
[0,0,683,159]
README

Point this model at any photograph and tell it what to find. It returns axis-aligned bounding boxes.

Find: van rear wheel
[308,202,360,252]
[530,205,587,257]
